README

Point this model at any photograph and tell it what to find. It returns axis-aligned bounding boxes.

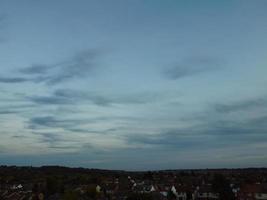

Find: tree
[46,176,62,195]
[63,190,79,200]
[126,192,153,200]
[86,185,97,199]
[212,174,235,200]
[167,189,176,200]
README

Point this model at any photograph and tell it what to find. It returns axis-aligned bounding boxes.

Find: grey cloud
[47,50,98,84]
[28,88,158,107]
[19,64,51,75]
[164,56,221,80]
[28,89,90,106]
[0,103,35,115]
[214,97,267,113]
[128,116,267,150]
[29,95,73,105]
[127,102,267,150]
[12,135,28,139]
[38,133,62,144]
[27,114,140,136]
[53,89,156,106]
[19,49,100,85]
[67,127,118,135]
[111,92,159,105]
[0,49,100,86]
[33,132,73,150]
[178,95,267,136]
[30,116,60,128]
[0,110,17,114]
[54,89,111,106]
[0,77,29,83]
[248,116,267,129]
[198,112,267,137]
[48,145,78,150]
[28,116,86,130]
[200,96,267,141]
[29,116,58,128]
[127,132,202,149]
[193,115,267,142]
[28,115,132,131]
[31,131,86,151]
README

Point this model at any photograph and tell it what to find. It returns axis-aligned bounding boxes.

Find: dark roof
[240,184,267,193]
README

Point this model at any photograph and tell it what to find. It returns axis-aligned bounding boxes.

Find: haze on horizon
[0,0,267,170]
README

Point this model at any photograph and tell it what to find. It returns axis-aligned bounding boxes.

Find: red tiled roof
[240,184,267,194]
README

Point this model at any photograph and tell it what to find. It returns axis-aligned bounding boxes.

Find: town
[0,166,267,200]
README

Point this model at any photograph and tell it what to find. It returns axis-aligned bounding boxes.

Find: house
[196,185,219,200]
[238,184,267,200]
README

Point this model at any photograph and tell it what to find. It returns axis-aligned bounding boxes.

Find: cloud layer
[1,0,267,170]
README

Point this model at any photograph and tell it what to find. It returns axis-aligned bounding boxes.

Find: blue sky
[0,0,267,170]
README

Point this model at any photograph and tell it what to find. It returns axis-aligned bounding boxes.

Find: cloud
[12,135,28,139]
[28,88,159,107]
[123,95,267,151]
[126,114,267,151]
[29,116,60,128]
[0,110,17,114]
[0,49,101,86]
[19,64,51,75]
[32,132,78,150]
[37,132,62,144]
[0,77,29,83]
[27,115,137,133]
[47,50,99,84]
[214,97,267,113]
[126,131,203,149]
[18,49,100,85]
[28,116,86,130]
[54,89,112,106]
[28,89,104,106]
[187,106,267,142]
[29,95,73,105]
[164,56,221,80]
[0,102,36,117]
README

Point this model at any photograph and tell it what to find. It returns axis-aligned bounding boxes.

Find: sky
[0,0,267,170]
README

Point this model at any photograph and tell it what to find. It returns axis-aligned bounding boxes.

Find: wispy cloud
[27,89,111,106]
[164,56,221,80]
[31,132,79,151]
[19,49,100,85]
[0,77,29,83]
[126,131,205,149]
[0,110,17,114]
[19,64,51,75]
[124,95,267,151]
[214,96,267,113]
[53,89,111,106]
[28,88,160,107]
[36,132,63,145]
[126,114,267,151]
[28,94,73,105]
[12,135,28,139]
[0,49,101,86]
[28,116,86,130]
